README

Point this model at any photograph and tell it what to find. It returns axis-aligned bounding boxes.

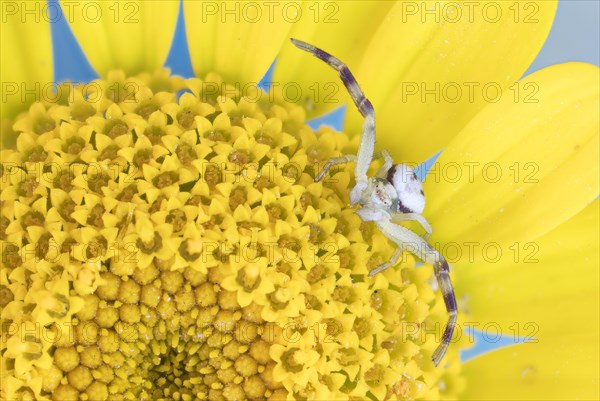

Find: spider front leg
[350,113,375,204]
[371,219,457,367]
[291,38,375,205]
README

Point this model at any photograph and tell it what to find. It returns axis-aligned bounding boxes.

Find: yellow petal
[456,200,599,332]
[1,1,53,146]
[274,1,557,162]
[458,201,599,400]
[66,1,179,76]
[462,334,599,400]
[425,63,599,263]
[183,0,294,83]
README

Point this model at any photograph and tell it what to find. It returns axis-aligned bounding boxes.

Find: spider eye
[387,164,425,214]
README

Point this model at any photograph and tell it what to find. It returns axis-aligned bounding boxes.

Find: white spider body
[292,38,457,367]
[360,178,399,218]
[356,171,424,221]
[387,164,425,214]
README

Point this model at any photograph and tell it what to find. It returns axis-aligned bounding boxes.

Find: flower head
[0,71,464,400]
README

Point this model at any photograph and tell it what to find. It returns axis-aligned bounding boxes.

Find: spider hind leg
[373,219,458,366]
[431,259,458,366]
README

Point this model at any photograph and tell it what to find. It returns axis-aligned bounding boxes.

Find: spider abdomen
[387,164,425,214]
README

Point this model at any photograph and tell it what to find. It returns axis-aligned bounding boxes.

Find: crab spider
[291,38,457,367]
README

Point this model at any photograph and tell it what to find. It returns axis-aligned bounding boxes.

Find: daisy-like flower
[1,1,598,401]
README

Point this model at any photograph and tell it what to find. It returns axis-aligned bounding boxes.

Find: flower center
[0,69,462,401]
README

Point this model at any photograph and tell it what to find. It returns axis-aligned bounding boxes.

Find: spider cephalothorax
[362,178,399,216]
[292,38,457,366]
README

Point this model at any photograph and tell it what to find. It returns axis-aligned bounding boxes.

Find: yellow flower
[1,1,598,401]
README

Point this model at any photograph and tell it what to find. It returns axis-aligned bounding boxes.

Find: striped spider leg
[291,38,457,366]
[290,38,373,205]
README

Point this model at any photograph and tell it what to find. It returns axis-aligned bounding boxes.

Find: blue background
[525,0,599,76]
